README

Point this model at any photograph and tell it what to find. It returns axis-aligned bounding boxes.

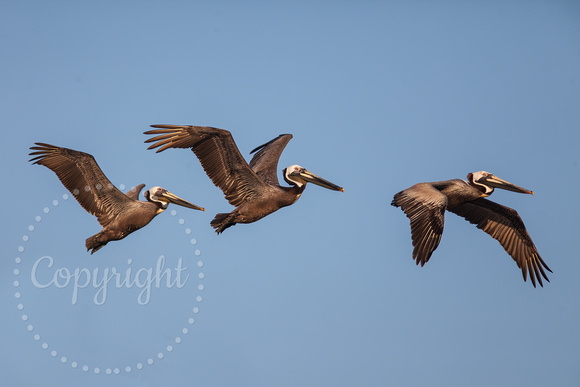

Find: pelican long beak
[289,169,344,192]
[157,190,206,211]
[480,174,534,195]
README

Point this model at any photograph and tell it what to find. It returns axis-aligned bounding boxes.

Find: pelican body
[144,125,344,233]
[391,171,551,287]
[29,143,204,254]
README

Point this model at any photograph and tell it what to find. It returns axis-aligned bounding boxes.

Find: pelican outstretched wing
[29,143,131,227]
[448,198,551,287]
[392,182,448,266]
[125,183,146,201]
[145,125,270,207]
[249,134,293,186]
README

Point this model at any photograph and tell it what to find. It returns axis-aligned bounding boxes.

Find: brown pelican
[391,171,551,287]
[29,143,205,254]
[143,125,344,233]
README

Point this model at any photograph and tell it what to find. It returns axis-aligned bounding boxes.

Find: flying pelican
[144,125,344,233]
[29,143,205,254]
[391,171,551,287]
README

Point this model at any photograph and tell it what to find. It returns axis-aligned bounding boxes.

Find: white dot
[15,257,21,264]
[34,334,40,341]
[14,269,20,275]
[198,284,204,291]
[175,337,182,344]
[190,238,197,245]
[114,368,120,374]
[14,292,21,299]
[171,210,177,216]
[28,225,35,232]
[196,296,202,302]
[35,215,42,222]
[22,235,29,242]
[127,258,132,265]
[136,363,143,370]
[27,324,33,331]
[195,249,201,256]
[182,328,189,335]
[43,207,50,213]
[82,365,89,372]
[62,193,69,200]
[94,368,100,374]
[60,357,67,363]
[119,184,126,190]
[167,345,173,352]
[95,184,102,190]
[108,184,114,189]
[84,186,90,192]
[178,218,185,225]
[147,359,154,365]
[185,228,192,235]
[21,314,28,321]
[14,280,20,287]
[51,350,57,357]
[125,366,132,373]
[71,362,78,368]
[105,369,112,375]
[18,246,24,253]
[188,318,195,324]
[193,307,199,314]
[198,273,205,279]
[73,189,79,195]
[52,200,59,206]
[157,353,164,359]
[42,343,48,349]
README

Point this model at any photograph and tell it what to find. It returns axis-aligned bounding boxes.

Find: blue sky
[1,1,579,386]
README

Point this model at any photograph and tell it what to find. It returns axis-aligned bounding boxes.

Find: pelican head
[144,186,205,211]
[468,171,534,196]
[283,165,344,191]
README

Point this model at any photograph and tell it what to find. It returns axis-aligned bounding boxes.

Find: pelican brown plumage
[144,125,344,233]
[391,171,551,287]
[29,143,205,254]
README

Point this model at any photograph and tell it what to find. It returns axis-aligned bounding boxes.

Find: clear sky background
[1,1,579,386]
